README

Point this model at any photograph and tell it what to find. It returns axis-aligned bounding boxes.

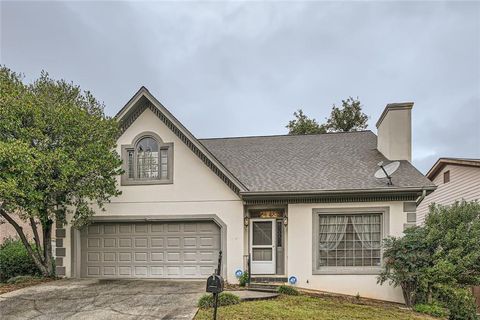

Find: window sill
[120,178,173,186]
[312,267,382,275]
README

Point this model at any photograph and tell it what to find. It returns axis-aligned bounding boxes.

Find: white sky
[1,1,479,173]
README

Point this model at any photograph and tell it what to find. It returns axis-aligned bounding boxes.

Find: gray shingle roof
[199,131,434,192]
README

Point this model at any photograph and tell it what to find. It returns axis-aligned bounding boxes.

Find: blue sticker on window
[288,276,297,285]
[235,269,243,278]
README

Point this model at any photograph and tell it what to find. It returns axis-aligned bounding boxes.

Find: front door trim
[250,218,276,275]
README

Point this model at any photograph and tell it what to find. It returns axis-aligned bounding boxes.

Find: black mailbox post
[206,274,224,294]
[206,250,223,320]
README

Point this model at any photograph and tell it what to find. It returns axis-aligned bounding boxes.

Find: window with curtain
[123,134,173,184]
[317,214,382,269]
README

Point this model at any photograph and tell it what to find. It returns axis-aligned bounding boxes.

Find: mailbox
[206,274,224,293]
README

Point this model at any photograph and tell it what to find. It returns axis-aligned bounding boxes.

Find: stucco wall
[62,107,245,283]
[417,164,480,225]
[377,107,412,161]
[287,201,407,303]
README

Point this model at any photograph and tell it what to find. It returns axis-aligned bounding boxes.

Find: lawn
[195,294,438,320]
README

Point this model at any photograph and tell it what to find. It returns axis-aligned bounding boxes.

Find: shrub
[377,226,432,306]
[198,292,241,308]
[378,201,480,309]
[277,285,299,295]
[435,285,478,320]
[239,271,249,287]
[413,303,449,318]
[0,238,41,282]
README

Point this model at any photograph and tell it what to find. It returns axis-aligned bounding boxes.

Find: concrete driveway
[0,279,204,320]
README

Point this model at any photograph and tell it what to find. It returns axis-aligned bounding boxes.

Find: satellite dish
[375,161,400,185]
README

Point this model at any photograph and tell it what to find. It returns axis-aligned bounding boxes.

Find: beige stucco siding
[417,164,480,225]
[63,108,244,282]
[287,201,407,303]
[376,107,412,161]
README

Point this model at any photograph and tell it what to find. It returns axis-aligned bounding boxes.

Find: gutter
[415,189,428,206]
[240,186,437,198]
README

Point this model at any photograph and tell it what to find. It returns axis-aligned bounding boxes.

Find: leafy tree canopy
[286,97,368,135]
[324,97,368,132]
[286,109,326,135]
[0,66,122,276]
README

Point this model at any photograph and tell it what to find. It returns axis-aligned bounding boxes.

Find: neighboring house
[56,87,435,303]
[0,218,38,244]
[416,158,480,225]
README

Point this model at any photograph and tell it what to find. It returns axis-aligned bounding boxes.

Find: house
[0,218,43,245]
[416,158,480,225]
[56,87,435,303]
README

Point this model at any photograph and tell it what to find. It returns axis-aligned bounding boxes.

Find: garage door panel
[119,266,132,276]
[119,252,132,261]
[151,237,164,247]
[135,224,148,233]
[118,224,131,233]
[118,238,132,248]
[151,252,164,261]
[81,221,220,279]
[104,238,116,248]
[104,252,116,262]
[134,238,148,248]
[104,224,117,234]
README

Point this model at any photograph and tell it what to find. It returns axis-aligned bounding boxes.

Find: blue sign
[235,269,243,278]
[288,276,298,285]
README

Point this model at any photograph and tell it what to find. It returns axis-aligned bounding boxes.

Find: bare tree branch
[29,217,44,262]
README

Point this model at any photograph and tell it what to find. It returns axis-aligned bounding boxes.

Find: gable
[115,87,247,195]
[116,106,240,202]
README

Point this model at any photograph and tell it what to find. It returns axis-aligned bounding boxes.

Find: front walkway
[0,279,204,320]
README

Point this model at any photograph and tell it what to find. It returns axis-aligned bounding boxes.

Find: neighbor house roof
[426,158,480,180]
[199,132,435,193]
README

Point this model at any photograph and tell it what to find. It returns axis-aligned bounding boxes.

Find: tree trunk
[401,282,413,307]
[42,218,55,276]
[30,217,43,257]
[0,207,49,276]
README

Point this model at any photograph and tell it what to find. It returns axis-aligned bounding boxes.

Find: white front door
[250,219,276,274]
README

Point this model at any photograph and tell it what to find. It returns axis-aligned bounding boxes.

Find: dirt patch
[0,277,55,295]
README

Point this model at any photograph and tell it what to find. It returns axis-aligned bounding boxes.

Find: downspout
[415,189,427,206]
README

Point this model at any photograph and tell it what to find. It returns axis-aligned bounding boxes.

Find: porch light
[244,216,249,227]
[283,216,288,226]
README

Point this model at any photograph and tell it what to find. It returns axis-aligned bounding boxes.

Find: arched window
[136,137,159,179]
[122,133,173,185]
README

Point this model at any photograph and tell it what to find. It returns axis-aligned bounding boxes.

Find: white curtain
[351,215,381,250]
[318,216,348,251]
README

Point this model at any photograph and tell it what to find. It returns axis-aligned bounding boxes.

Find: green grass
[195,294,439,320]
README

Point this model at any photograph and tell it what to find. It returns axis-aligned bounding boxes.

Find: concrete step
[251,277,288,283]
[227,290,279,301]
[247,282,283,293]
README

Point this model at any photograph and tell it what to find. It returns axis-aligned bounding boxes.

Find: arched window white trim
[121,132,173,185]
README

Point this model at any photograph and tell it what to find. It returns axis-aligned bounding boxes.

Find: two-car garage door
[80,221,220,279]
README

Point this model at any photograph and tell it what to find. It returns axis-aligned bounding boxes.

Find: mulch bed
[0,277,55,295]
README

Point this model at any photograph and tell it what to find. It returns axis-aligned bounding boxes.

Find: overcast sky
[1,1,479,173]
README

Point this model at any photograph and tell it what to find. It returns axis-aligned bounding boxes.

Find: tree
[286,109,326,135]
[377,226,434,307]
[0,67,122,276]
[324,97,368,132]
[424,201,480,286]
[378,200,480,318]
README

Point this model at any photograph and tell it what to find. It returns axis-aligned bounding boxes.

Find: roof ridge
[199,130,374,141]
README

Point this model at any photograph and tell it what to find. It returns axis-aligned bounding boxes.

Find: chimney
[376,102,413,162]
